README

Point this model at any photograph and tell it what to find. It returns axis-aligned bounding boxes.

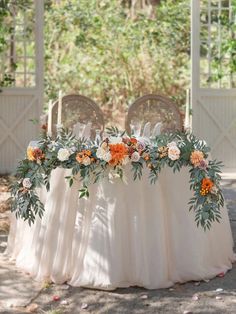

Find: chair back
[125,94,183,135]
[51,94,104,137]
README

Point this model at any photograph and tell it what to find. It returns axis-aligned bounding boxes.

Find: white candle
[57,90,63,126]
[184,88,190,129]
[47,99,53,136]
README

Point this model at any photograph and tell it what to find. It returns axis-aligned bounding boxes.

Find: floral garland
[11,127,224,230]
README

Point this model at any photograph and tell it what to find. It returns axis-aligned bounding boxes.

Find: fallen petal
[215,288,224,293]
[81,303,88,309]
[26,303,39,313]
[192,295,199,301]
[217,272,225,278]
[141,295,148,299]
[52,295,60,301]
[216,296,222,300]
[60,300,69,305]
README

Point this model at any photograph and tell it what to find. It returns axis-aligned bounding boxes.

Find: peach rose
[190,150,204,167]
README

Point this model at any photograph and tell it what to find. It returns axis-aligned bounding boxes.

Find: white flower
[131,151,140,162]
[57,148,71,161]
[109,136,122,144]
[22,178,32,189]
[103,152,112,162]
[168,145,180,161]
[82,156,91,166]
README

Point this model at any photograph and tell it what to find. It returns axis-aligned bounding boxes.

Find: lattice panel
[0,95,39,173]
[0,0,36,87]
[194,94,236,167]
[199,0,236,88]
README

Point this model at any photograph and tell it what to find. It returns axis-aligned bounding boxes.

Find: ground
[0,176,235,314]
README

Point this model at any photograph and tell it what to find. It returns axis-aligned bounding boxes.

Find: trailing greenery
[11,128,224,230]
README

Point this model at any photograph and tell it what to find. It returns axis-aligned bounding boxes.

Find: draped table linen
[7,167,235,290]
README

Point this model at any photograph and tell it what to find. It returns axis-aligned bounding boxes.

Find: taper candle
[47,99,53,136]
[57,90,62,126]
[184,88,190,129]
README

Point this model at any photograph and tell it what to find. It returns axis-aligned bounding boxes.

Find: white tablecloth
[7,167,235,290]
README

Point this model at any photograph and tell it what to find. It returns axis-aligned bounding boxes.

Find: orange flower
[85,150,92,157]
[76,152,84,163]
[27,147,35,161]
[130,138,138,145]
[200,178,214,196]
[27,147,45,161]
[143,153,150,161]
[190,150,204,167]
[158,146,168,158]
[109,143,128,166]
[76,150,93,164]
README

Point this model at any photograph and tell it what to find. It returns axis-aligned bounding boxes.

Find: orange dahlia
[200,178,214,196]
[109,143,128,166]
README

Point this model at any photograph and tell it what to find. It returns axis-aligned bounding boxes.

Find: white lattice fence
[191,0,236,169]
[0,0,43,173]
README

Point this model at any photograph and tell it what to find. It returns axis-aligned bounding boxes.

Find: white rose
[168,145,180,161]
[57,148,71,161]
[22,178,32,189]
[82,156,91,166]
[109,136,122,144]
[131,151,140,162]
[103,152,112,162]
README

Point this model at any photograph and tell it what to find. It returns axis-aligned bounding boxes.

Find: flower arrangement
[11,127,224,230]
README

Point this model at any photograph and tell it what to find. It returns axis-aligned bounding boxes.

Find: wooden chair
[51,94,104,137]
[125,94,183,135]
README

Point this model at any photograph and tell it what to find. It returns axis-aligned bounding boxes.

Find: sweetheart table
[7,166,235,290]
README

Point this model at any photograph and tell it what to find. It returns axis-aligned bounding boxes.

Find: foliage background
[1,0,235,125]
[2,1,232,127]
[43,0,190,125]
